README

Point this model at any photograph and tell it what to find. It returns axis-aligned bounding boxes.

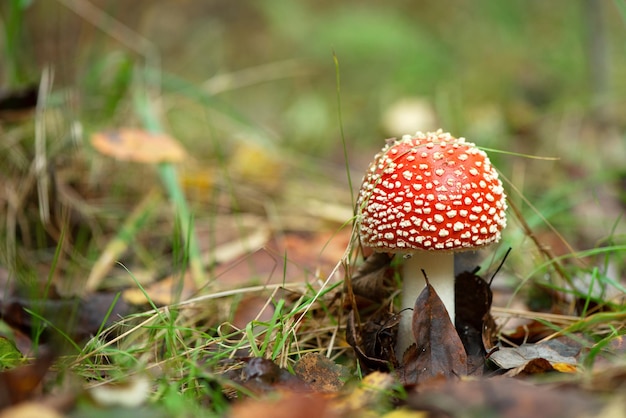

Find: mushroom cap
[357,130,507,253]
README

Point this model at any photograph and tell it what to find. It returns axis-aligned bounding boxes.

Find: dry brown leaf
[224,357,310,395]
[0,350,55,408]
[398,280,467,385]
[229,392,337,418]
[91,128,186,163]
[407,377,603,418]
[454,269,495,375]
[293,353,350,393]
[346,310,399,371]
[230,370,395,418]
[505,357,555,376]
[350,252,394,303]
[0,293,133,344]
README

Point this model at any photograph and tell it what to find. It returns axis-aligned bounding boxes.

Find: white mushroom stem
[396,251,455,358]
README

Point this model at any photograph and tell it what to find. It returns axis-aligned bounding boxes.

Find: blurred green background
[11,0,626,150]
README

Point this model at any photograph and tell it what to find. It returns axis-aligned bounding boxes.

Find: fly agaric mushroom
[356,130,507,356]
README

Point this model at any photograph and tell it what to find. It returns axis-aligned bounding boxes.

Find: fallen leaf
[346,310,398,372]
[488,337,582,376]
[0,349,55,407]
[349,252,394,303]
[229,392,337,418]
[398,279,467,385]
[506,357,555,376]
[455,268,492,339]
[1,292,133,343]
[230,371,396,418]
[224,357,309,395]
[91,128,186,163]
[406,377,603,418]
[454,268,495,375]
[293,353,351,393]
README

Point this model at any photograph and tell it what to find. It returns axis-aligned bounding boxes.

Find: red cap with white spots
[357,130,507,252]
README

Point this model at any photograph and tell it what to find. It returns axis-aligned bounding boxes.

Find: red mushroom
[356,130,507,356]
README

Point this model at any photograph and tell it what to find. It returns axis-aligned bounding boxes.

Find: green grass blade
[133,89,206,288]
